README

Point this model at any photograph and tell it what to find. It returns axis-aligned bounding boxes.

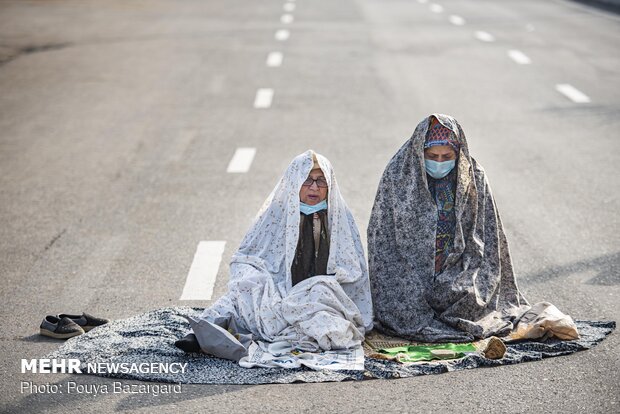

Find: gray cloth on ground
[368,114,530,343]
[188,316,253,362]
[46,307,615,384]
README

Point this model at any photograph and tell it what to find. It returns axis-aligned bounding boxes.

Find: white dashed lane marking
[475,31,495,42]
[283,3,296,12]
[429,4,444,13]
[266,52,283,67]
[556,84,591,103]
[227,147,257,173]
[254,88,274,108]
[275,29,290,41]
[449,15,465,26]
[180,241,226,301]
[281,14,294,24]
[508,49,532,65]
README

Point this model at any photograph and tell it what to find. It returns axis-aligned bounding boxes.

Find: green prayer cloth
[378,343,477,362]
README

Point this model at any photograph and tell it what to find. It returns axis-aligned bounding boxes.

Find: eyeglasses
[302,177,328,188]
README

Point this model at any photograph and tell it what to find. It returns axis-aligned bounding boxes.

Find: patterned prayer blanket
[46,307,615,384]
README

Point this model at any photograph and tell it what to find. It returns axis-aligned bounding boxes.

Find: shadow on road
[521,251,620,286]
[570,0,620,14]
[19,334,68,344]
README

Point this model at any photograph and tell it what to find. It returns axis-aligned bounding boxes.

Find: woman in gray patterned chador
[368,114,531,343]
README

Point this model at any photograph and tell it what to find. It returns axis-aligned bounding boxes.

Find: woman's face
[299,168,328,205]
[424,145,457,162]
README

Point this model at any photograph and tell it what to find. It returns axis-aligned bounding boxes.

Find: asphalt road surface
[1,0,619,412]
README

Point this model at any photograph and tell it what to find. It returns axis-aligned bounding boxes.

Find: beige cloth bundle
[507,302,579,342]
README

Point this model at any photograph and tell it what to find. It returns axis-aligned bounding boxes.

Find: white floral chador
[197,150,373,351]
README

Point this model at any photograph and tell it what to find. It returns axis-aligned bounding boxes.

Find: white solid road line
[266,52,283,67]
[556,84,591,103]
[429,4,444,13]
[275,29,290,41]
[281,14,294,24]
[254,88,274,108]
[475,31,495,42]
[283,3,296,12]
[508,49,531,65]
[180,241,226,301]
[227,147,257,173]
[449,15,465,26]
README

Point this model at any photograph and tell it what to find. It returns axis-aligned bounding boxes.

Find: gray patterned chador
[368,114,530,342]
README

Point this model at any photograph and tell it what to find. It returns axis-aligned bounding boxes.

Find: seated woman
[368,114,536,343]
[177,150,373,353]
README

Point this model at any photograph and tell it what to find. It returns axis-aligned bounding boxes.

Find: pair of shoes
[40,316,84,339]
[39,312,110,339]
[175,333,201,353]
[58,312,109,332]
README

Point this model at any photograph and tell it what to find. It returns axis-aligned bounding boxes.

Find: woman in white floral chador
[176,150,373,353]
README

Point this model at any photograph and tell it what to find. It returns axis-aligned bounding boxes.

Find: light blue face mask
[424,159,456,179]
[300,200,327,215]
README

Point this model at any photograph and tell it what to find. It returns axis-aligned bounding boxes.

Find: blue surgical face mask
[424,159,456,179]
[300,200,327,215]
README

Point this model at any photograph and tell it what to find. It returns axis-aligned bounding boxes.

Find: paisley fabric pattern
[427,167,457,274]
[197,151,373,351]
[368,114,530,343]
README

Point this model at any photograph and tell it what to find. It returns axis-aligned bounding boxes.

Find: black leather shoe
[175,333,201,353]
